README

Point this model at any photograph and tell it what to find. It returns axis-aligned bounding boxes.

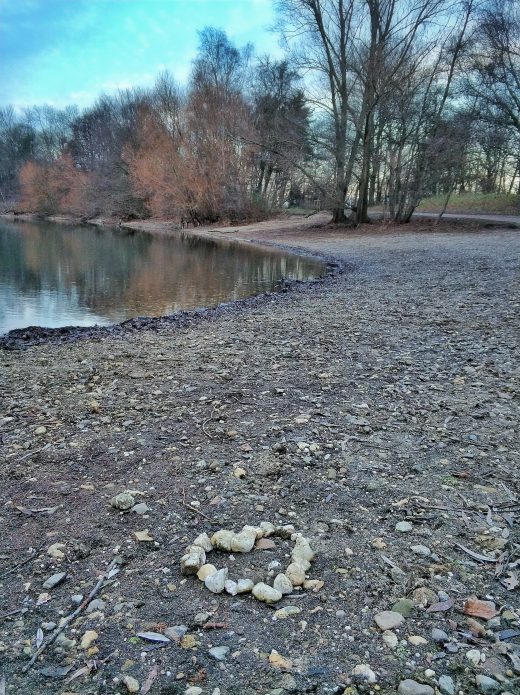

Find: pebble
[273,573,293,595]
[285,563,306,586]
[86,598,106,613]
[225,579,238,595]
[392,598,415,617]
[164,625,189,641]
[411,544,431,557]
[395,521,413,532]
[397,679,434,695]
[131,502,149,515]
[122,675,140,693]
[374,611,405,631]
[35,426,47,435]
[185,688,203,695]
[193,532,213,552]
[431,628,448,643]
[391,566,408,584]
[197,564,217,581]
[412,587,438,607]
[180,546,206,575]
[230,527,256,553]
[252,583,283,604]
[274,606,301,619]
[352,664,377,683]
[236,579,254,594]
[475,675,501,693]
[408,635,428,646]
[439,675,455,695]
[209,645,230,661]
[382,630,398,648]
[43,572,66,590]
[71,594,84,606]
[80,630,98,649]
[110,492,135,510]
[205,568,228,593]
[47,542,66,559]
[193,613,211,626]
[466,648,482,666]
[211,529,234,551]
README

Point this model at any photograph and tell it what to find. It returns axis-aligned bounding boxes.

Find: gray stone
[209,645,230,661]
[398,680,434,695]
[431,628,449,643]
[374,610,405,631]
[164,625,189,641]
[43,572,66,589]
[131,502,149,515]
[411,544,431,557]
[392,598,415,617]
[110,492,135,510]
[395,521,414,532]
[86,598,106,613]
[439,675,455,695]
[475,675,501,694]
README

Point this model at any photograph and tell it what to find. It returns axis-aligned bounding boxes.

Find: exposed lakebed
[0,219,325,335]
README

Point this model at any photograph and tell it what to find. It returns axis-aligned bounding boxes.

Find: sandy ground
[0,217,519,695]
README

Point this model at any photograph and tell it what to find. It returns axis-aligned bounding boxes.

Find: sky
[0,0,281,110]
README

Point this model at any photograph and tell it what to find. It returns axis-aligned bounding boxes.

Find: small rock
[273,573,293,595]
[122,675,140,693]
[382,630,398,648]
[259,521,276,536]
[408,635,428,646]
[211,529,235,551]
[209,645,230,661]
[374,611,405,631]
[86,598,106,613]
[47,543,66,559]
[164,625,189,641]
[431,628,448,643]
[412,587,438,607]
[391,566,408,584]
[43,572,66,590]
[396,521,413,532]
[397,679,434,695]
[80,630,98,650]
[193,613,211,626]
[466,649,482,666]
[278,673,297,691]
[35,426,47,435]
[181,546,206,575]
[185,688,203,695]
[352,664,377,683]
[252,582,283,604]
[71,594,83,606]
[392,598,415,617]
[230,527,256,553]
[285,563,306,586]
[110,492,135,511]
[291,536,314,567]
[193,532,213,552]
[236,579,254,594]
[475,675,501,693]
[438,675,455,695]
[274,606,301,619]
[303,579,324,592]
[224,579,238,595]
[205,567,228,593]
[197,564,217,581]
[131,502,149,515]
[411,544,431,557]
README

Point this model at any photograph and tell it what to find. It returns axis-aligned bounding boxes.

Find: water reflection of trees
[0,221,324,329]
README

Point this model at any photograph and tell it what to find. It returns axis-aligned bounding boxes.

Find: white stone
[374,611,405,631]
[252,582,283,604]
[352,664,377,683]
[211,530,235,551]
[382,630,398,648]
[259,521,276,537]
[196,564,217,581]
[205,568,228,593]
[466,649,481,666]
[291,536,314,567]
[273,573,293,595]
[285,563,306,586]
[230,527,256,553]
[235,579,254,594]
[192,533,213,552]
[180,546,206,575]
[224,579,238,596]
[274,605,301,619]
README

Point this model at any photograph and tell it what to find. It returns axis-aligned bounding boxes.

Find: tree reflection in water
[0,220,324,333]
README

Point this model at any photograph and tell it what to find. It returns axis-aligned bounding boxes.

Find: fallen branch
[22,557,119,673]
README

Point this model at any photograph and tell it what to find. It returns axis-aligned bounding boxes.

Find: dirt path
[1,220,519,695]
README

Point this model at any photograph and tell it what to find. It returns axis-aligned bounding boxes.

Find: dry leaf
[426,598,454,613]
[134,530,154,542]
[463,597,497,619]
[35,627,44,648]
[269,649,293,670]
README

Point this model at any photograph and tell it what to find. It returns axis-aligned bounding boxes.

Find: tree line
[0,0,518,225]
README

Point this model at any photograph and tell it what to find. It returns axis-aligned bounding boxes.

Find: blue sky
[0,0,280,109]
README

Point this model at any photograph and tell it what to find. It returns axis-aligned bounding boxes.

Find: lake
[0,220,325,335]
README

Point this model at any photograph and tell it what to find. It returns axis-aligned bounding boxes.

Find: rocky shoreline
[0,219,519,694]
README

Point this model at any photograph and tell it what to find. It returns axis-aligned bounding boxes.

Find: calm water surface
[0,220,325,334]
